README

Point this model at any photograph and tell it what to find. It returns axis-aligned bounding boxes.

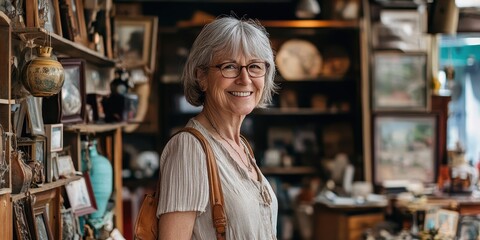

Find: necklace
[205,116,253,172]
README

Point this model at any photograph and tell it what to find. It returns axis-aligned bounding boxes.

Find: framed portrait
[13,196,36,240]
[65,174,97,216]
[59,58,86,124]
[26,96,45,136]
[373,113,438,185]
[436,209,459,238]
[60,0,87,44]
[34,205,54,240]
[57,155,76,178]
[372,52,429,111]
[457,215,480,240]
[114,16,158,72]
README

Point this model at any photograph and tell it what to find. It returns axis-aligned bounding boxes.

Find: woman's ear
[196,68,207,91]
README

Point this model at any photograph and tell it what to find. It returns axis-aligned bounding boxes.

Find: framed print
[26,96,45,136]
[34,205,54,240]
[60,0,87,44]
[436,209,459,238]
[372,52,429,111]
[34,136,46,166]
[12,101,27,135]
[13,196,36,240]
[457,215,480,240]
[61,207,78,240]
[44,124,63,152]
[59,58,86,124]
[373,113,438,184]
[114,16,158,71]
[65,174,97,216]
[57,155,76,178]
[43,0,63,35]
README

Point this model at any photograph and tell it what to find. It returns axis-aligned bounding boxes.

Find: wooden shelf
[11,175,82,201]
[12,27,116,67]
[0,12,9,26]
[260,166,317,175]
[253,108,350,116]
[0,188,11,195]
[0,99,14,104]
[65,123,128,133]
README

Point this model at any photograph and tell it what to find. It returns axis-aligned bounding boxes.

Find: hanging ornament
[22,35,65,97]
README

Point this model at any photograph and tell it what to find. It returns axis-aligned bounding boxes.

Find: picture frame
[114,16,158,72]
[34,135,46,167]
[456,215,480,240]
[12,101,27,136]
[43,0,63,35]
[26,95,45,136]
[44,123,63,152]
[13,196,36,240]
[372,52,429,111]
[60,0,88,45]
[436,209,459,238]
[65,174,97,216]
[59,58,86,124]
[33,205,54,240]
[373,113,438,185]
[57,154,76,178]
[61,207,78,240]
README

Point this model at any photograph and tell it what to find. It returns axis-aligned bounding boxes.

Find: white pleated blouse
[156,119,278,240]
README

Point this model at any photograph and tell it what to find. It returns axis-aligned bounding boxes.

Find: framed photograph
[372,52,429,111]
[59,58,86,124]
[65,174,97,216]
[436,209,459,238]
[457,215,480,240]
[114,16,158,71]
[44,124,63,152]
[60,0,87,44]
[61,207,78,240]
[12,101,27,136]
[44,0,63,35]
[26,96,45,136]
[33,205,54,240]
[57,155,76,178]
[373,113,438,184]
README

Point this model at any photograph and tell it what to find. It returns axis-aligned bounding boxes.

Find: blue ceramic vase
[82,140,113,221]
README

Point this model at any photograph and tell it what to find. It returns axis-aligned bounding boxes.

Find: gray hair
[182,16,277,108]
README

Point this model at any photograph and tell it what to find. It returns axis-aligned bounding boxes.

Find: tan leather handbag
[134,127,227,240]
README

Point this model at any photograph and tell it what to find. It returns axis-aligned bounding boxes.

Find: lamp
[296,0,320,19]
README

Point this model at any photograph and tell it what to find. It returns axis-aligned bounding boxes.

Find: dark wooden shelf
[12,27,116,67]
[260,166,317,175]
[11,175,82,201]
[65,123,127,133]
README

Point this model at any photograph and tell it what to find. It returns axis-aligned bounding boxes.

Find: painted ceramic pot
[22,46,65,97]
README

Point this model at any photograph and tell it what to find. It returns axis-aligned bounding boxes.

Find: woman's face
[199,54,265,116]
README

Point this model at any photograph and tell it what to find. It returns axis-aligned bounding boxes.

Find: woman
[157,16,279,239]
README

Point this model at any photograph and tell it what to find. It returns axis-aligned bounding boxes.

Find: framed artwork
[59,58,86,124]
[372,52,429,111]
[61,207,78,240]
[373,113,438,184]
[436,209,459,238]
[33,205,54,240]
[12,101,27,136]
[114,16,158,71]
[44,124,63,152]
[57,155,76,178]
[34,136,46,166]
[43,0,63,35]
[13,196,36,240]
[60,0,87,44]
[65,174,97,216]
[457,215,480,240]
[26,96,45,136]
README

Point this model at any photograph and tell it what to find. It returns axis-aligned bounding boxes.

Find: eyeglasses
[210,62,269,78]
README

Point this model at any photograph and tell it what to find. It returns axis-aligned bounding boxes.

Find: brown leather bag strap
[176,127,227,240]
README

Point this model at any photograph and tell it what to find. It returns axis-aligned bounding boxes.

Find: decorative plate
[276,39,322,81]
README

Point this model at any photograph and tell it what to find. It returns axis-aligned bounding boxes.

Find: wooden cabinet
[0,11,125,239]
[313,202,385,240]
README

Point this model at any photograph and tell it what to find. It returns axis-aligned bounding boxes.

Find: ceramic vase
[22,46,65,97]
[82,140,113,221]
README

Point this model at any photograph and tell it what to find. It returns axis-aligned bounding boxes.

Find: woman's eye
[222,63,238,70]
[249,64,262,69]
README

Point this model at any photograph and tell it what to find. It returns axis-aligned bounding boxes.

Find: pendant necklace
[205,116,253,173]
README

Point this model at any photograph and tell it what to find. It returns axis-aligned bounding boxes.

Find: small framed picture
[59,58,86,124]
[436,209,459,238]
[29,0,63,35]
[373,113,438,184]
[44,124,63,152]
[372,52,429,111]
[60,0,87,45]
[457,215,480,240]
[26,96,45,136]
[13,196,36,240]
[57,155,76,178]
[33,205,54,240]
[61,207,78,240]
[65,174,97,216]
[114,16,158,71]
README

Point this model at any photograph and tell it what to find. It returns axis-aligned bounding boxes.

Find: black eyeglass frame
[209,62,270,78]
